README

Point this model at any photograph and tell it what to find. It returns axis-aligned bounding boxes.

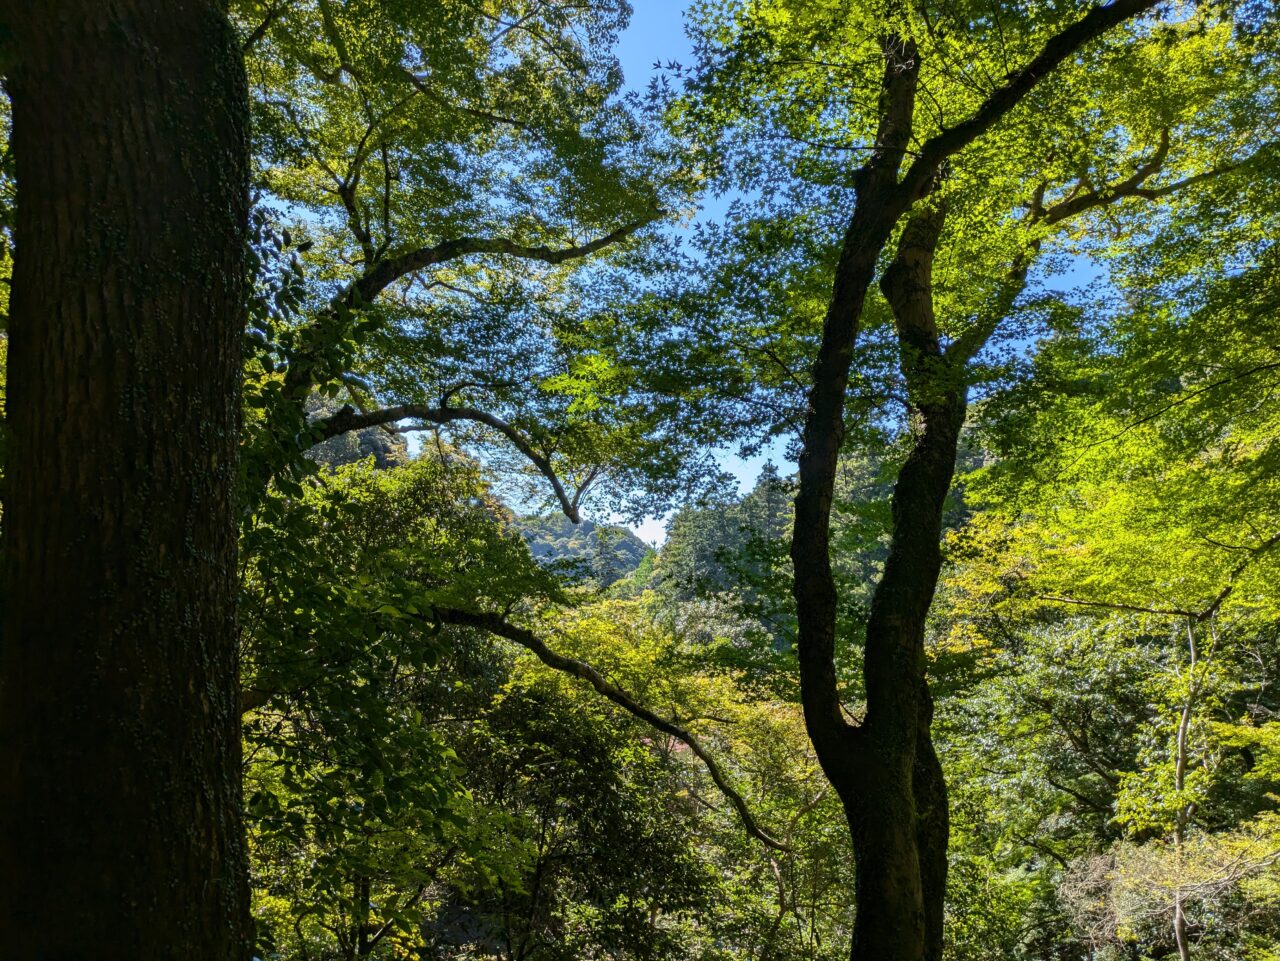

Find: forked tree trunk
[794,200,965,961]
[0,2,251,956]
[785,6,1158,956]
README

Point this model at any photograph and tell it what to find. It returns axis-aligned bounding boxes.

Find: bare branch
[1201,529,1280,620]
[1044,776,1113,814]
[1033,534,1280,634]
[344,213,662,308]
[1066,362,1280,457]
[432,606,791,852]
[311,403,584,522]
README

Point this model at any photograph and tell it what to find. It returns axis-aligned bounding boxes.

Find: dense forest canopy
[2,1,1280,960]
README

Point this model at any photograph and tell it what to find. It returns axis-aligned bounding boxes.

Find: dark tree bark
[0,2,251,957]
[785,4,1160,959]
[806,206,965,961]
[867,207,963,961]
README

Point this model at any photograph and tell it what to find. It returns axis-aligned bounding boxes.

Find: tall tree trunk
[1171,618,1203,961]
[0,3,251,957]
[865,207,964,961]
[794,201,964,961]
[784,7,1157,955]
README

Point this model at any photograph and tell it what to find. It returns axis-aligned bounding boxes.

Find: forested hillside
[517,515,652,586]
[3,2,1280,960]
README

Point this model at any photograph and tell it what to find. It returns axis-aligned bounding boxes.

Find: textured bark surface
[869,208,963,961]
[788,37,938,961]
[808,208,965,961]
[0,2,251,956]
[785,6,1160,957]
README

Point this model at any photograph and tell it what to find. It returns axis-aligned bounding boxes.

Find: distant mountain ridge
[516,515,652,586]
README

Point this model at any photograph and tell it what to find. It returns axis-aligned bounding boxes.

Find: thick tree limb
[868,34,921,185]
[343,214,661,309]
[783,5,1183,954]
[295,220,642,523]
[432,606,791,852]
[239,687,273,714]
[311,402,585,522]
[869,205,967,743]
[276,215,659,516]
[900,0,1162,200]
[1039,128,1257,223]
[791,36,923,760]
[882,206,948,376]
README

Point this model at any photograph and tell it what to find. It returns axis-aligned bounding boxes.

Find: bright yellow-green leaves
[220,0,1280,956]
[670,0,1279,479]
[932,177,1280,950]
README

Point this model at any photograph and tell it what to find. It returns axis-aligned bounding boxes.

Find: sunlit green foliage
[239,453,855,959]
[934,230,1280,957]
[231,0,721,518]
[172,2,1280,959]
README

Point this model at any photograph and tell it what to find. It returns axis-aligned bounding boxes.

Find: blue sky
[401,0,786,542]
[612,1,793,545]
[411,2,1104,545]
[401,0,785,542]
[615,0,697,88]
[599,1,1101,544]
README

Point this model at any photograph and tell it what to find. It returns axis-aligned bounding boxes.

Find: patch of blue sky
[608,0,794,544]
[520,1,1109,543]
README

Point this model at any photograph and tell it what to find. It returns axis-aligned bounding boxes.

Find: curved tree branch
[946,128,1250,364]
[1035,594,1203,619]
[282,214,661,403]
[344,214,662,309]
[900,0,1162,201]
[432,606,791,852]
[271,209,657,525]
[310,402,585,522]
[399,67,531,131]
[1042,127,1170,225]
[1037,531,1280,624]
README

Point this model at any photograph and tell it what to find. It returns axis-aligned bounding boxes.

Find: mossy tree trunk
[786,6,1159,956]
[0,2,251,956]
